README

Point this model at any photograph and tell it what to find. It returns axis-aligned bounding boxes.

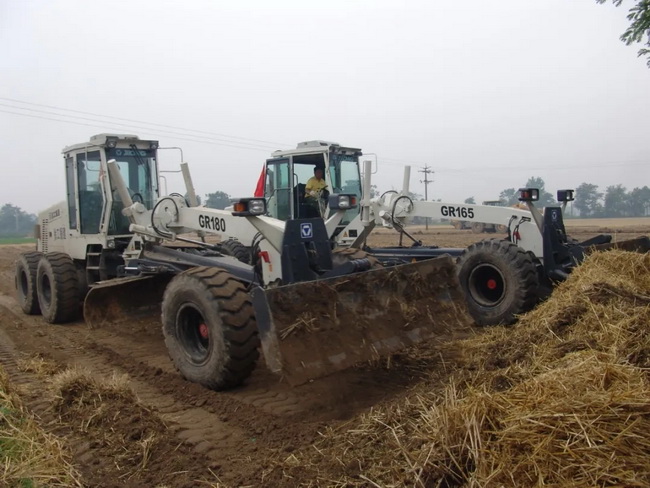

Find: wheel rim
[40,273,52,307]
[467,263,506,307]
[176,303,210,364]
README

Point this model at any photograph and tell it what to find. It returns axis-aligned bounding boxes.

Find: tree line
[0,204,37,238]
[463,177,650,218]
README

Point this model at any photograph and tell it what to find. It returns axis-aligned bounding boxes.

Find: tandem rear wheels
[457,239,540,326]
[16,251,82,323]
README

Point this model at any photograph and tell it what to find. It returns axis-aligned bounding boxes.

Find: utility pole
[419,164,434,229]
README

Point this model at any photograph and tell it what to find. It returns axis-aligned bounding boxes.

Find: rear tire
[495,224,508,234]
[457,239,539,326]
[15,251,42,315]
[36,253,81,324]
[220,239,251,264]
[161,267,260,390]
[471,222,485,234]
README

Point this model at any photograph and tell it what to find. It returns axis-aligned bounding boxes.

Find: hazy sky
[1,0,648,214]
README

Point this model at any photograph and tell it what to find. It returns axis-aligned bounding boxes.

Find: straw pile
[0,367,82,487]
[272,250,650,487]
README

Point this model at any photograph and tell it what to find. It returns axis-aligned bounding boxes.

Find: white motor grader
[14,134,474,390]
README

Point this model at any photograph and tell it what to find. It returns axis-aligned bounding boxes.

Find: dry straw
[273,250,650,487]
[0,367,82,487]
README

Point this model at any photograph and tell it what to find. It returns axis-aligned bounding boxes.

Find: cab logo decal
[300,223,313,239]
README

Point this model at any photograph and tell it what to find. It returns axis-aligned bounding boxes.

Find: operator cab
[63,134,159,241]
[263,141,362,232]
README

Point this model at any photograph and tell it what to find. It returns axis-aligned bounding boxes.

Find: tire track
[0,296,257,463]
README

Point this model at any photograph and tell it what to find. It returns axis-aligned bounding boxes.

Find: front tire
[16,251,42,315]
[36,253,81,323]
[161,267,260,390]
[457,239,539,326]
[220,239,251,264]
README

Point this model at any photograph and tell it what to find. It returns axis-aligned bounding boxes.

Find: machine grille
[40,219,48,253]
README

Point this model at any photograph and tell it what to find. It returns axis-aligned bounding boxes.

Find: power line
[0,97,289,148]
[0,98,646,173]
[0,102,280,151]
[0,108,276,153]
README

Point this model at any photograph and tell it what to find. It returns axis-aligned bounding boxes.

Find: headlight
[232,198,267,216]
[248,199,266,215]
[328,194,358,210]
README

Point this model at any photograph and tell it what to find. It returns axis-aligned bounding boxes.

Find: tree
[0,204,36,237]
[603,184,628,217]
[627,185,650,216]
[184,193,202,206]
[204,191,231,210]
[499,188,520,206]
[574,183,604,217]
[464,196,476,204]
[597,0,650,66]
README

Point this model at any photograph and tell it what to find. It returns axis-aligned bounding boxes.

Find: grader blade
[586,236,650,254]
[83,275,173,328]
[252,255,474,385]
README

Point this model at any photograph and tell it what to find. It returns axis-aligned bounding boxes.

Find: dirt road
[1,220,648,486]
[0,246,438,487]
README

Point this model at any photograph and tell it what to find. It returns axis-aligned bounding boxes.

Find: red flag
[254,166,265,197]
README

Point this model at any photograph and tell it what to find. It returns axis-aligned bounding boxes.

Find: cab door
[75,150,105,235]
[264,158,292,220]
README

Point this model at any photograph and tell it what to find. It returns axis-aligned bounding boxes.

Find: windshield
[105,146,158,235]
[106,146,158,208]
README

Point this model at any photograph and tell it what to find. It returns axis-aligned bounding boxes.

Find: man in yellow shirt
[304,167,328,217]
[305,167,327,198]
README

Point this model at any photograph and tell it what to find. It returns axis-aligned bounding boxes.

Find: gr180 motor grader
[241,141,649,327]
[15,134,474,390]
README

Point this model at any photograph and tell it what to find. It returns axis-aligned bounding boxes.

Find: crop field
[0,237,36,245]
[0,218,648,487]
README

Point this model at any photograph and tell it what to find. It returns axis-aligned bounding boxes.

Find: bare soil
[0,218,648,487]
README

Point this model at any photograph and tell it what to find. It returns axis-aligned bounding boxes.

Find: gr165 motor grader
[15,134,474,390]
[238,141,649,327]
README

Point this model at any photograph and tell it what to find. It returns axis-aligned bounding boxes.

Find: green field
[0,238,36,245]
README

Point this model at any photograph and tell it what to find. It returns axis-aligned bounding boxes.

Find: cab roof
[61,133,144,154]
